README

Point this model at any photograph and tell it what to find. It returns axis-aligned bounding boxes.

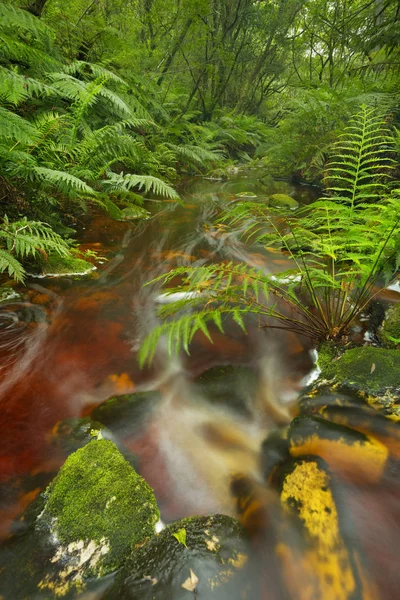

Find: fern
[325,105,395,207]
[0,107,38,145]
[0,216,71,282]
[33,167,96,196]
[140,107,400,363]
[103,172,179,200]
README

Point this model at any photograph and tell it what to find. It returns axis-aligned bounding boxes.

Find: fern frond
[0,248,25,282]
[0,107,38,144]
[103,172,179,200]
[0,68,55,105]
[0,33,59,71]
[33,167,96,196]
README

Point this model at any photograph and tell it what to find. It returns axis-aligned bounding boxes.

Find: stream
[0,171,398,599]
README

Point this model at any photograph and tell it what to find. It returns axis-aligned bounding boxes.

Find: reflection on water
[0,172,398,599]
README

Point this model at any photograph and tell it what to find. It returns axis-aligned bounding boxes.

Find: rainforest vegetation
[1,0,399,330]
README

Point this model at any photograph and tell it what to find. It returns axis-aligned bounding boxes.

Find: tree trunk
[25,0,50,18]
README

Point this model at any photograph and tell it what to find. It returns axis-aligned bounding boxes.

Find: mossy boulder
[0,440,159,599]
[105,514,252,600]
[39,253,95,277]
[269,193,299,210]
[38,439,159,578]
[379,304,400,347]
[318,344,400,396]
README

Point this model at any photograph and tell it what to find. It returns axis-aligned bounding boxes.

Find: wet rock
[269,193,299,210]
[91,390,161,439]
[50,415,139,469]
[50,416,109,454]
[105,514,252,600]
[379,304,400,347]
[317,344,400,397]
[193,365,258,416]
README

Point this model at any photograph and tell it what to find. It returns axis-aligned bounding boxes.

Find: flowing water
[0,171,398,599]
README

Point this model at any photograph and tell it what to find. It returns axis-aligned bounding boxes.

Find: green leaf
[172,528,188,548]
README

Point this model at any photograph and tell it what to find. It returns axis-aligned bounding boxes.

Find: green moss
[42,439,159,576]
[269,193,299,210]
[41,253,95,276]
[379,304,400,347]
[318,345,400,394]
[316,342,341,379]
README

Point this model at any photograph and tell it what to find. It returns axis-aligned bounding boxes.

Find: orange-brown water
[0,174,398,599]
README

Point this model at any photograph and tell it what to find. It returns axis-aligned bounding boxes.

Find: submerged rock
[269,193,299,210]
[91,390,161,439]
[379,304,400,347]
[50,416,108,455]
[193,365,258,416]
[105,514,252,600]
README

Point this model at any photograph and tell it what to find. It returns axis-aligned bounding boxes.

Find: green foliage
[0,215,70,281]
[140,107,400,364]
[172,528,188,548]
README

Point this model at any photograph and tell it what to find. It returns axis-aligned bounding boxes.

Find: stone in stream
[34,253,96,278]
[317,343,400,402]
[192,365,258,416]
[269,193,299,210]
[91,390,161,439]
[104,514,252,600]
[0,439,159,599]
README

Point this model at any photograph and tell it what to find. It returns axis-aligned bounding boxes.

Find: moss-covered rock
[379,304,400,347]
[39,253,95,277]
[38,439,159,577]
[0,440,159,599]
[269,193,299,210]
[317,344,400,397]
[105,514,252,600]
[0,284,23,302]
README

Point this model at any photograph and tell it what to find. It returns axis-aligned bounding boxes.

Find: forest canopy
[0,0,399,278]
